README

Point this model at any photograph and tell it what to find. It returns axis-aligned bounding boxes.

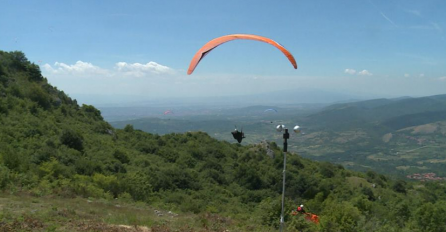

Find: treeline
[2,50,446,231]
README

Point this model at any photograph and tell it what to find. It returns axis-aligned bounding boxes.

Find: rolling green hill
[111,92,446,178]
[3,51,446,231]
[292,95,446,177]
[381,111,446,130]
[308,94,446,127]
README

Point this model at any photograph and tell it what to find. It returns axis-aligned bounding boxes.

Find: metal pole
[280,129,289,232]
[279,151,286,232]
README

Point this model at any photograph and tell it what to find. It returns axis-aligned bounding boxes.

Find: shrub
[0,65,7,86]
[10,51,28,71]
[124,124,134,133]
[9,85,22,98]
[60,129,84,152]
[81,104,103,120]
[113,149,130,164]
[38,158,69,179]
[0,146,21,171]
[0,165,11,189]
[27,63,43,81]
[121,172,152,201]
[28,84,51,109]
[392,180,407,194]
[74,158,102,175]
[92,173,120,197]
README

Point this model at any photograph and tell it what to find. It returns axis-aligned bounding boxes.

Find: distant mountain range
[109,93,446,177]
[299,94,446,176]
[305,94,446,130]
[73,88,379,108]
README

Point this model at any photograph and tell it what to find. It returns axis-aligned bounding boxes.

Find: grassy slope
[0,192,248,232]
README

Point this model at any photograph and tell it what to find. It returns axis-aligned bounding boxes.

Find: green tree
[0,165,11,189]
[320,162,336,178]
[391,200,411,228]
[412,201,446,232]
[122,172,152,201]
[124,124,134,133]
[10,51,28,71]
[320,201,363,232]
[27,63,43,81]
[0,145,21,171]
[81,104,103,120]
[60,129,84,152]
[361,187,375,201]
[28,84,51,109]
[0,64,7,86]
[113,149,130,164]
[38,158,73,180]
[392,180,407,194]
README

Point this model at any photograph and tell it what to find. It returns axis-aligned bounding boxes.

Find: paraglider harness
[231,127,245,143]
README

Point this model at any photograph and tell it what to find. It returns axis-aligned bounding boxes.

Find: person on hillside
[297,204,306,213]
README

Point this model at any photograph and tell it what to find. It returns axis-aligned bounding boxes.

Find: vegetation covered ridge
[2,50,446,231]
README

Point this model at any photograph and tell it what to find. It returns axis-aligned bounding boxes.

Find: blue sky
[2,0,446,103]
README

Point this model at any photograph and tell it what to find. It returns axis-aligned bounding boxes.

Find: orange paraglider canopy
[187,34,297,75]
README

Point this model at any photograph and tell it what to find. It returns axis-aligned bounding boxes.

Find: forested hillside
[2,50,446,231]
[295,94,446,177]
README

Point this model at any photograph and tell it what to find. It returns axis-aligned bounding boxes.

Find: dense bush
[60,129,84,151]
[28,83,51,109]
[26,63,43,82]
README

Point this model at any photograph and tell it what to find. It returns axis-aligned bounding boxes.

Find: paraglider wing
[187,34,297,75]
[164,110,174,115]
[264,108,278,113]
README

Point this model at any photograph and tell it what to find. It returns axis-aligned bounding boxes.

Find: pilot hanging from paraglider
[186,34,297,146]
[231,126,245,143]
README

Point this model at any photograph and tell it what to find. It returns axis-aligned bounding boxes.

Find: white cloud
[115,62,174,77]
[43,61,108,76]
[41,60,182,100]
[42,63,52,71]
[404,74,410,77]
[42,60,175,79]
[419,73,425,77]
[345,69,373,76]
[358,70,373,76]
[438,76,446,81]
[344,69,356,75]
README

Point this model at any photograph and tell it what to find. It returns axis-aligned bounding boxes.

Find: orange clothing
[311,214,319,223]
[304,214,320,224]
